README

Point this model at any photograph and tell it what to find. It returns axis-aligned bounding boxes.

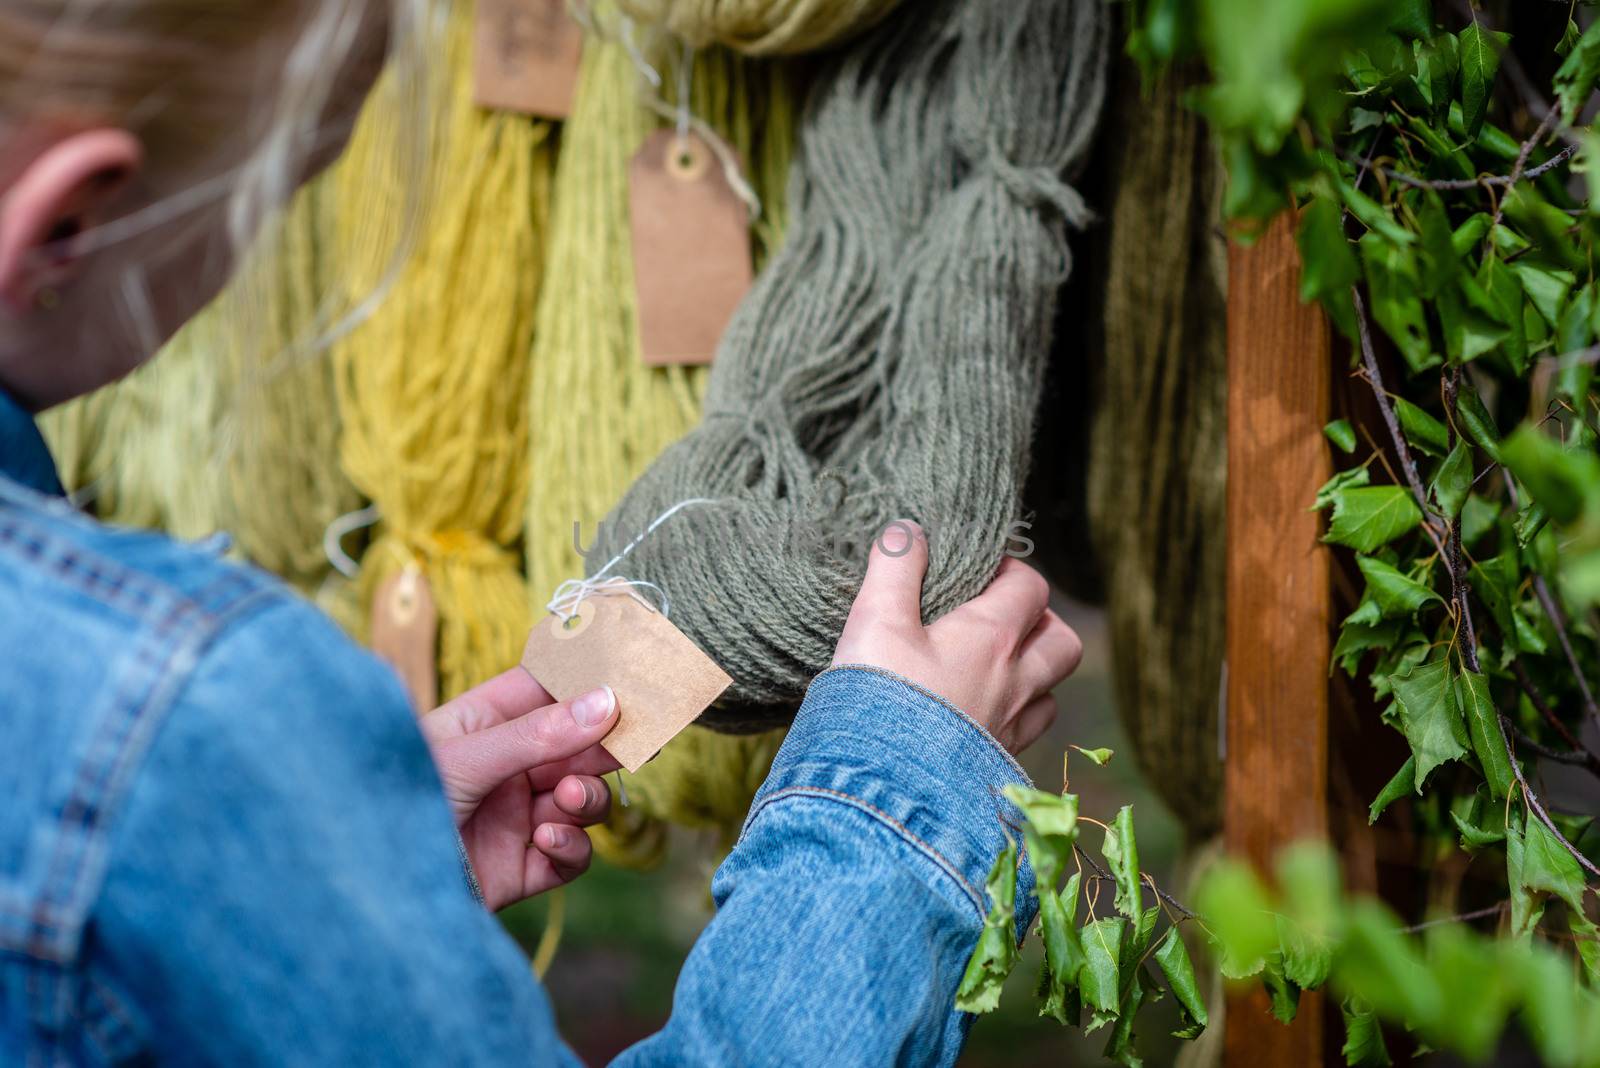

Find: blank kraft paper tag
[520,586,732,772]
[629,130,754,366]
[474,0,583,118]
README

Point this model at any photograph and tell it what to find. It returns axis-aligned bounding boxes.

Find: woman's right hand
[831,522,1082,755]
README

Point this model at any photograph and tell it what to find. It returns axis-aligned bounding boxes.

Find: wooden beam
[1223,212,1333,1067]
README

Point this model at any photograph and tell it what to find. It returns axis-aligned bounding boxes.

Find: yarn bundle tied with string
[524,8,799,866]
[583,0,1109,731]
[613,0,905,56]
[331,0,552,703]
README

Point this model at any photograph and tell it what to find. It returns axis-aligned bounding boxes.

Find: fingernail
[543,825,570,849]
[572,686,615,727]
[878,519,919,557]
[579,779,595,809]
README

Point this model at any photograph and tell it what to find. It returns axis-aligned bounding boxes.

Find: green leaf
[1324,419,1358,454]
[1471,255,1529,374]
[1389,654,1469,786]
[1153,926,1207,1039]
[1101,967,1149,1067]
[1102,805,1142,919]
[956,838,1021,1013]
[1368,756,1415,822]
[1079,916,1125,1016]
[1458,23,1508,139]
[1394,398,1449,457]
[1386,0,1430,39]
[1454,383,1502,463]
[1511,264,1574,330]
[1555,19,1600,125]
[1579,130,1600,219]
[1315,465,1372,511]
[1002,784,1080,888]
[1261,951,1302,1023]
[1334,619,1404,675]
[1522,812,1588,915]
[1072,745,1113,767]
[1356,555,1441,618]
[1326,486,1424,552]
[1298,197,1360,335]
[1341,996,1392,1066]
[1451,213,1491,257]
[1458,670,1513,800]
[1558,18,1582,59]
[1277,844,1343,952]
[1570,912,1600,987]
[1195,862,1276,980]
[1360,234,1437,371]
[1335,901,1444,1028]
[1437,283,1509,365]
[1502,425,1600,526]
[1278,913,1334,990]
[1461,493,1501,547]
[1520,944,1581,1066]
[1451,807,1506,850]
[1430,440,1472,520]
[1342,183,1417,248]
[1506,812,1548,939]
[1422,923,1514,1060]
[1038,872,1085,1024]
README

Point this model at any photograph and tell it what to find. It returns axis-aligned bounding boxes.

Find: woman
[0,2,1083,1063]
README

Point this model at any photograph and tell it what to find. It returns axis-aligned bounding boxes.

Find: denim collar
[0,385,63,497]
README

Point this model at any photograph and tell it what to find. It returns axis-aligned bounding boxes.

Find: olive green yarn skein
[586,0,1111,730]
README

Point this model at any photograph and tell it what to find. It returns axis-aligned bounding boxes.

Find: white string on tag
[545,497,718,622]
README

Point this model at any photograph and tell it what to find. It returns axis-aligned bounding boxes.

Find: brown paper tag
[629,130,754,366]
[371,568,440,714]
[520,586,732,772]
[473,0,583,118]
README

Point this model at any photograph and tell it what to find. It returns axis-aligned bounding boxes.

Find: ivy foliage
[965,0,1600,1061]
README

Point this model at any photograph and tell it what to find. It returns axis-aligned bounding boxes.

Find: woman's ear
[0,128,142,314]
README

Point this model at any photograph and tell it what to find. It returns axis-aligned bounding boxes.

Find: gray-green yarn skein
[589,0,1109,730]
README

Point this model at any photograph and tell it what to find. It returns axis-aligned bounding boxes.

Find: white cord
[544,497,718,621]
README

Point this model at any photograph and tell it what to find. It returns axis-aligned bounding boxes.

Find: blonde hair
[0,0,440,278]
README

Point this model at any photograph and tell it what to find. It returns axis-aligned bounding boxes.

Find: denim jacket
[0,386,1037,1066]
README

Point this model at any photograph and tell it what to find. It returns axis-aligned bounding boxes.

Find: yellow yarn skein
[523,22,797,866]
[331,0,553,701]
[39,324,223,540]
[614,0,905,55]
[216,182,366,593]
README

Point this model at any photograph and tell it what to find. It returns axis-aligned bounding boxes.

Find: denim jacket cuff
[750,665,1038,940]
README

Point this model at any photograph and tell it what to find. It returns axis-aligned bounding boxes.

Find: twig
[1373,143,1578,193]
[1513,726,1599,768]
[1352,288,1441,535]
[1510,654,1597,763]
[1500,712,1600,880]
[1492,109,1559,231]
[1532,574,1600,732]
[1538,345,1600,375]
[1073,844,1197,920]
[1401,902,1506,934]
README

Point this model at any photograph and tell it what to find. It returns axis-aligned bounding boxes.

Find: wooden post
[1224,212,1333,1067]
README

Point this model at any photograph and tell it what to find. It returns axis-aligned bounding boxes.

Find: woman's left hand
[420,669,621,911]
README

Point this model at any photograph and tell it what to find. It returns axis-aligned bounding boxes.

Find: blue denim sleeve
[615,666,1039,1068]
[85,596,581,1067]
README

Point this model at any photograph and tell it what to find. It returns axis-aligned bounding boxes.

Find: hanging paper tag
[371,567,440,713]
[473,0,583,118]
[629,129,754,366]
[520,584,732,772]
